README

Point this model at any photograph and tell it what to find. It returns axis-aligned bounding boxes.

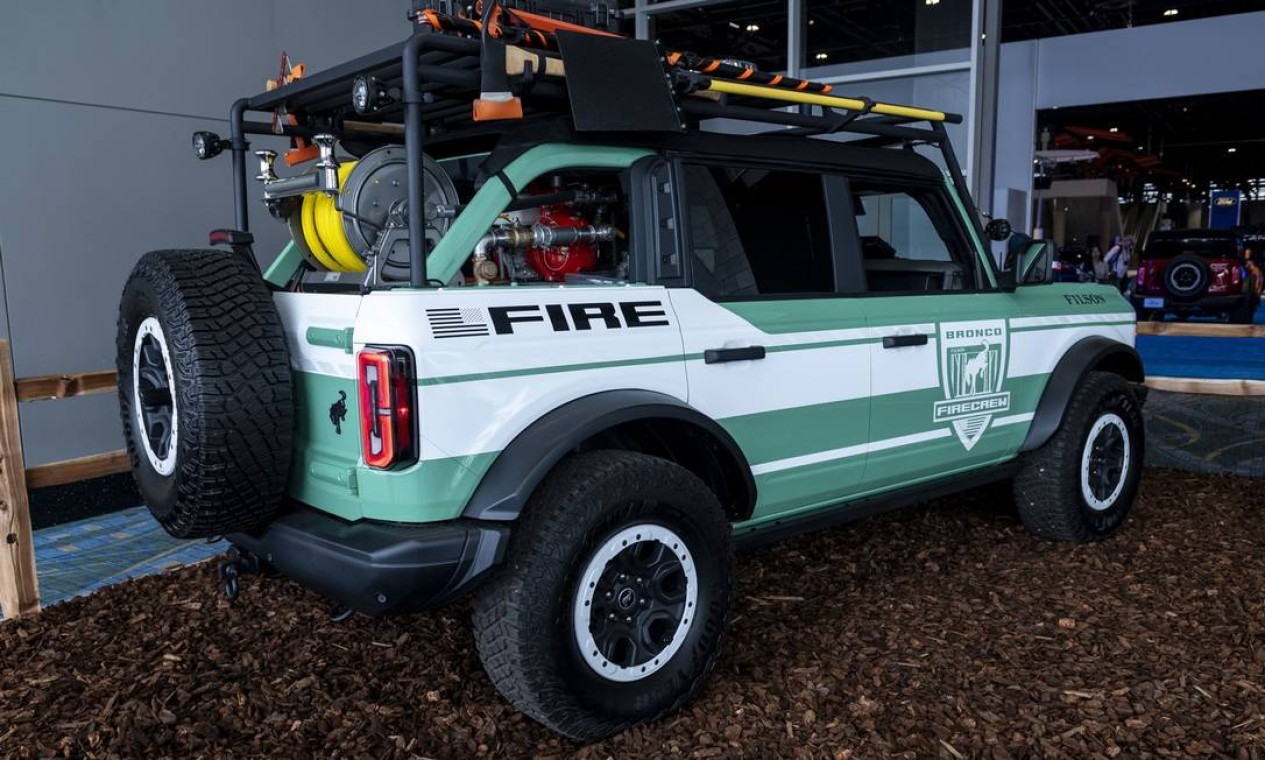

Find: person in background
[1246,246,1264,297]
[1105,236,1131,293]
[1089,245,1108,283]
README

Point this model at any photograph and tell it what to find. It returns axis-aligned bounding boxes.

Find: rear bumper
[228,506,509,617]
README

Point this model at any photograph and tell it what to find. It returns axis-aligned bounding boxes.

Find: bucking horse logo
[329,390,348,435]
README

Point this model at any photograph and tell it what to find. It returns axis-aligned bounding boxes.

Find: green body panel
[264,241,303,288]
[1010,281,1133,320]
[721,396,870,466]
[288,372,498,522]
[357,452,497,522]
[288,371,363,521]
[734,453,1016,534]
[717,300,870,335]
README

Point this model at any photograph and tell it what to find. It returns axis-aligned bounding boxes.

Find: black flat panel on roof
[555,31,683,133]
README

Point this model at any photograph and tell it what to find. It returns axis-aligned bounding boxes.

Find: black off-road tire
[116,249,293,538]
[1013,371,1145,542]
[472,451,733,741]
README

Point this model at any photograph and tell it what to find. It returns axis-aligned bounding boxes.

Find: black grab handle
[704,346,767,364]
[881,333,929,349]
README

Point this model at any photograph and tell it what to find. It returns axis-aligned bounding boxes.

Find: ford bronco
[116,2,1146,741]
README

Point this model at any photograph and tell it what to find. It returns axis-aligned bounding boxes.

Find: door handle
[881,333,929,349]
[704,346,766,364]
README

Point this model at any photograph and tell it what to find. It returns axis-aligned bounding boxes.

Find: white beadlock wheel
[132,316,179,476]
[1079,412,1131,511]
[471,450,734,741]
[572,523,699,683]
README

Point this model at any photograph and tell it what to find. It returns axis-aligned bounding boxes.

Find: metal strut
[402,33,428,288]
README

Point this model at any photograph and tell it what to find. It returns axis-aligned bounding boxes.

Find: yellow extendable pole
[704,79,948,123]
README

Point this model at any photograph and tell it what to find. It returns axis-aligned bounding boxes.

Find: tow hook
[217,545,268,604]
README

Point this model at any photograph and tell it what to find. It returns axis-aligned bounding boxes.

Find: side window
[851,182,978,293]
[681,163,835,299]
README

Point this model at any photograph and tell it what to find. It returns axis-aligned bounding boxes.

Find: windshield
[1142,237,1240,261]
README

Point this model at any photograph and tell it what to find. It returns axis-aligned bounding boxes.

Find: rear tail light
[357,346,417,470]
[1136,263,1147,286]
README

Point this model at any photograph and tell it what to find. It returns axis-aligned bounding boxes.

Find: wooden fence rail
[1,342,125,619]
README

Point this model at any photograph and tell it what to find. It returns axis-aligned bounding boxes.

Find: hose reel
[281,145,460,273]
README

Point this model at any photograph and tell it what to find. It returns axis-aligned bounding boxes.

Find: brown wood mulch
[1,469,1262,759]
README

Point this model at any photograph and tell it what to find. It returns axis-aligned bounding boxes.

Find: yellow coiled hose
[298,162,366,272]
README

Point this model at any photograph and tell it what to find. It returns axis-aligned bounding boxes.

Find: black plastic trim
[1020,337,1145,453]
[704,346,766,364]
[733,463,1018,552]
[228,507,508,616]
[461,390,757,522]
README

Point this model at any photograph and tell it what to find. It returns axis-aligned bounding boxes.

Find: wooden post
[0,340,40,619]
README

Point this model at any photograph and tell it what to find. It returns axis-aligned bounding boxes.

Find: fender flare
[460,390,756,522]
[1020,336,1145,452]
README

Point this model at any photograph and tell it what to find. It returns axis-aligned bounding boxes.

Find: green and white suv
[115,23,1145,741]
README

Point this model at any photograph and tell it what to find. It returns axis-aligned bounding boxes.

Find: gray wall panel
[0,1,405,118]
[0,2,420,467]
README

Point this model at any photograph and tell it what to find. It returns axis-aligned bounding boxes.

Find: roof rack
[224,4,977,288]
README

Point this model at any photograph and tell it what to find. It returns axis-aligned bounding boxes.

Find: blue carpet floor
[5,507,222,618]
[1135,300,1264,380]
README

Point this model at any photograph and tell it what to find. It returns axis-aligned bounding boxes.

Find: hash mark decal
[427,307,490,339]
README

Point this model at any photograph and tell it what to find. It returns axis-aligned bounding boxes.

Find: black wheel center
[136,333,174,460]
[1087,424,1126,502]
[587,538,689,670]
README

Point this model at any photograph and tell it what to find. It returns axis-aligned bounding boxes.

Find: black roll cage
[224,27,983,290]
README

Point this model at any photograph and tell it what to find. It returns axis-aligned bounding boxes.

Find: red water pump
[524,205,600,282]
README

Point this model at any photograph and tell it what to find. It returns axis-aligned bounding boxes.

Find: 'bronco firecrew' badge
[933,320,1011,450]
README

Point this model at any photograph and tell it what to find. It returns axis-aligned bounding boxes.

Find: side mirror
[1017,240,1056,285]
[984,218,1012,241]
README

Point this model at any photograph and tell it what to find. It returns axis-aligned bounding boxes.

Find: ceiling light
[728,21,740,29]
[1228,147,1238,153]
[1109,127,1119,133]
[1087,135,1095,141]
[815,52,829,60]
[1163,8,1179,16]
[745,23,760,32]
[808,19,816,25]
[926,0,941,5]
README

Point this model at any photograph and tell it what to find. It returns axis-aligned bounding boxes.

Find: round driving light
[352,75,376,114]
[192,131,223,160]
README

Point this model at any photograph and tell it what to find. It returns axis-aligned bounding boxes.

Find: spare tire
[1162,254,1210,301]
[116,250,294,538]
